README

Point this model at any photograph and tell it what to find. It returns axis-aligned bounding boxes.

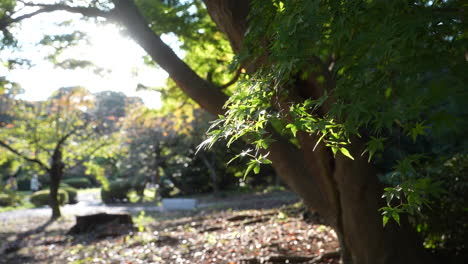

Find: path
[0,190,162,222]
[0,190,299,221]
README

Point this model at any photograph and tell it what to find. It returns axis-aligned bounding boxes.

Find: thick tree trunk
[204,2,433,263]
[333,139,433,264]
[49,147,64,219]
[110,1,433,263]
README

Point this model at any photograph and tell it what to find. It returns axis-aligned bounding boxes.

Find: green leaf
[253,164,260,174]
[383,215,389,227]
[339,147,354,160]
[392,211,400,225]
[407,122,429,142]
[244,162,256,180]
[286,123,298,137]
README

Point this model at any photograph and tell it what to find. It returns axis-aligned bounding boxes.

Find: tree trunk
[111,1,433,263]
[153,143,162,201]
[199,151,220,195]
[49,147,65,220]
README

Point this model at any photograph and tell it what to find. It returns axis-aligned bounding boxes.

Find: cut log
[67,213,135,237]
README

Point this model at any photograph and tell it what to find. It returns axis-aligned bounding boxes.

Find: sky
[0,8,179,109]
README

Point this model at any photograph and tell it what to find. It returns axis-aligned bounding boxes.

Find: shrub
[30,189,69,207]
[39,183,77,204]
[63,177,92,189]
[63,187,78,204]
[101,180,132,204]
[0,193,15,206]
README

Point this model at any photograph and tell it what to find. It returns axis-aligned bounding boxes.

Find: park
[0,0,466,263]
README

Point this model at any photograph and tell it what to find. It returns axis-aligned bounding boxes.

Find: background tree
[119,102,247,199]
[0,86,111,219]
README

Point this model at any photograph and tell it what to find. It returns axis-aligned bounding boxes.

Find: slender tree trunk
[49,147,64,220]
[153,143,162,201]
[199,152,220,195]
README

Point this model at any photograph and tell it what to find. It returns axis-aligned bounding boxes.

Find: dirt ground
[0,191,340,264]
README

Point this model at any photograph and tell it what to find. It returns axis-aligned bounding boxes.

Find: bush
[39,183,77,204]
[63,177,92,189]
[63,187,78,204]
[101,180,132,204]
[0,193,15,206]
[30,189,69,207]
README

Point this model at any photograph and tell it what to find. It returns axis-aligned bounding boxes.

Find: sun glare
[3,14,166,109]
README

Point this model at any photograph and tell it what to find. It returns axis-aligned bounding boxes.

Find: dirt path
[0,190,299,222]
[0,190,341,264]
[0,190,163,222]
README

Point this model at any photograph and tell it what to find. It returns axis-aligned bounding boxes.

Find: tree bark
[49,146,65,219]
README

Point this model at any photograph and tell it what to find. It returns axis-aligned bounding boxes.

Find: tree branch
[220,67,242,89]
[112,0,228,115]
[64,141,110,171]
[0,140,49,171]
[0,2,114,30]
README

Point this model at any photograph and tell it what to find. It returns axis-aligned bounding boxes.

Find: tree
[120,103,242,199]
[1,1,466,263]
[0,86,110,219]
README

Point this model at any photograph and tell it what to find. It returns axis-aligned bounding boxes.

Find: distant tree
[92,91,128,133]
[0,87,111,219]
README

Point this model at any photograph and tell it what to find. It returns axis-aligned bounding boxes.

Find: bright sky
[0,9,179,109]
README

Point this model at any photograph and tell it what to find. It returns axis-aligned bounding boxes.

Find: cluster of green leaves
[381,174,444,226]
[198,73,276,178]
[201,0,467,226]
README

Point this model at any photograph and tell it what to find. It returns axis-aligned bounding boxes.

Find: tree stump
[67,213,135,237]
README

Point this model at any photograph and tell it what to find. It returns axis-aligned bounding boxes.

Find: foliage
[416,154,468,254]
[63,186,78,204]
[101,180,132,204]
[0,192,16,206]
[30,189,69,207]
[39,182,77,203]
[63,177,92,189]
[200,0,467,230]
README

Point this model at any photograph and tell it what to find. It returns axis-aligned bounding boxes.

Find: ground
[0,190,340,264]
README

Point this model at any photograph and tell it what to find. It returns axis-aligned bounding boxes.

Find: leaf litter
[1,192,339,264]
